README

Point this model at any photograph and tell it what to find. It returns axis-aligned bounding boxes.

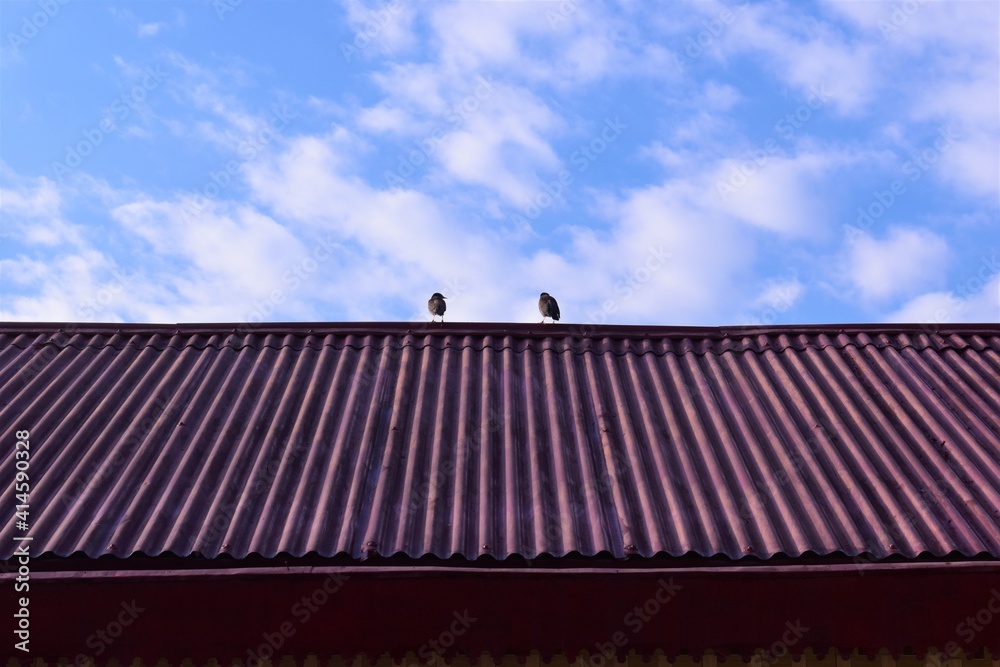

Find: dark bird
[428,292,447,322]
[538,292,560,324]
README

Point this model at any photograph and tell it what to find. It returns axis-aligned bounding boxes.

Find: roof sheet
[1,322,998,562]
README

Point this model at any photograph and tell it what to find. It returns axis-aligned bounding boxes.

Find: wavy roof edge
[3,321,997,358]
[3,320,999,344]
[25,547,1000,569]
[2,320,998,336]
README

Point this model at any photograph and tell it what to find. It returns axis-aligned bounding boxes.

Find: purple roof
[1,322,998,562]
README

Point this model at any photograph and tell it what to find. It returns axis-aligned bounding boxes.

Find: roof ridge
[1,321,998,337]
[3,329,996,357]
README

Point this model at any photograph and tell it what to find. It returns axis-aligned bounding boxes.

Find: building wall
[12,650,995,667]
[270,652,998,667]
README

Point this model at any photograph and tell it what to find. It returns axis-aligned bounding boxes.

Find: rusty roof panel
[0,323,997,561]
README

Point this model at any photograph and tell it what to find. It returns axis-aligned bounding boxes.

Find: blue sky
[1,0,998,326]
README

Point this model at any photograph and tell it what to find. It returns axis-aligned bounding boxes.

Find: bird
[428,293,447,322]
[538,292,560,324]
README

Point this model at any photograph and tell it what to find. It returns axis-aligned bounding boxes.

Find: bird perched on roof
[538,292,560,324]
[428,292,447,322]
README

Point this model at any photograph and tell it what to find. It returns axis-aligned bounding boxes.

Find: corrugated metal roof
[1,322,998,562]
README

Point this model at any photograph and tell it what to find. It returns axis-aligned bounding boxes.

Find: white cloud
[357,104,413,135]
[428,2,544,70]
[1,249,121,321]
[371,63,453,116]
[435,84,562,204]
[112,198,308,302]
[241,132,523,322]
[416,0,669,88]
[912,74,1000,199]
[828,0,998,53]
[894,6,999,200]
[0,171,136,321]
[235,122,763,326]
[702,81,742,111]
[559,180,754,324]
[752,279,805,311]
[829,0,999,199]
[158,51,295,155]
[712,152,828,235]
[938,129,1000,199]
[0,168,86,248]
[1,173,61,219]
[3,167,322,323]
[342,0,417,58]
[138,22,165,37]
[639,142,688,171]
[883,272,1000,324]
[720,5,878,115]
[845,227,951,302]
[710,146,871,236]
[344,1,682,217]
[360,56,564,205]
